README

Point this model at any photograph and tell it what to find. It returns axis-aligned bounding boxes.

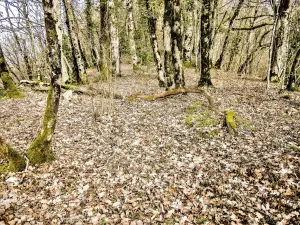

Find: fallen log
[129,88,215,109]
[20,80,123,99]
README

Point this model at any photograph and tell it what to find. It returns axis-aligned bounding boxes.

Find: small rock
[6,177,21,186]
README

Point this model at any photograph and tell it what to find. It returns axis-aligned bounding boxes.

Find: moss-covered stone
[0,137,26,173]
[1,72,24,99]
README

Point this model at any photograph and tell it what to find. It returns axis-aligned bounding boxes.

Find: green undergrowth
[184,102,253,137]
[184,102,221,138]
[0,137,26,173]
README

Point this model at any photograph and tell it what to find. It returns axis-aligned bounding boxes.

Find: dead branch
[20,80,123,99]
[129,88,215,109]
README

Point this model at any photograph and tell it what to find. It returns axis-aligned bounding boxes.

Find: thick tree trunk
[170,0,185,88]
[108,0,121,76]
[63,0,87,84]
[99,0,110,80]
[145,0,165,87]
[183,1,194,64]
[214,0,244,69]
[287,47,300,90]
[163,0,173,87]
[199,0,213,86]
[126,0,138,70]
[278,0,292,89]
[0,45,24,99]
[26,0,62,165]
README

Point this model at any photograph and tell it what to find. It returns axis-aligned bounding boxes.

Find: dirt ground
[1,65,299,224]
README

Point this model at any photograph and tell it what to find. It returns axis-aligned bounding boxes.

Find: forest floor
[0,65,300,225]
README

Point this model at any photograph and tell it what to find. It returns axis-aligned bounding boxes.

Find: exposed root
[129,88,215,109]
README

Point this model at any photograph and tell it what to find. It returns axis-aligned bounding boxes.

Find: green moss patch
[184,102,221,137]
[0,137,26,173]
[1,72,24,99]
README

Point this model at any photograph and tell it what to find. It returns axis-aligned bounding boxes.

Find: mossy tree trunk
[63,0,87,84]
[0,45,24,99]
[26,0,62,165]
[170,0,185,89]
[163,0,174,88]
[198,0,213,86]
[0,137,26,173]
[145,0,166,87]
[99,0,110,80]
[287,47,300,90]
[86,0,100,71]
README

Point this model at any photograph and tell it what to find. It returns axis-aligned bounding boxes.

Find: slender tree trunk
[5,0,31,80]
[26,0,62,165]
[145,0,165,87]
[108,0,121,76]
[99,0,110,79]
[170,0,185,88]
[267,8,280,89]
[214,0,244,69]
[56,0,69,84]
[0,45,24,99]
[63,0,86,84]
[22,0,40,80]
[86,0,100,71]
[163,0,173,87]
[126,0,138,70]
[199,0,213,86]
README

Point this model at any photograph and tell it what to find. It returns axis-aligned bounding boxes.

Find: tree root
[225,110,237,135]
[129,88,215,109]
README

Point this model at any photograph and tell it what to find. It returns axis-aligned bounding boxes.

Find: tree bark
[170,0,185,88]
[63,0,87,84]
[0,45,24,99]
[86,0,100,71]
[183,1,194,64]
[126,0,138,70]
[199,0,213,86]
[99,0,110,80]
[145,0,165,87]
[214,0,244,69]
[163,0,173,87]
[26,0,62,165]
[108,0,121,76]
[287,47,300,90]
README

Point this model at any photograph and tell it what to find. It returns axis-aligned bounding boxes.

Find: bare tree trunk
[99,0,110,80]
[22,0,40,80]
[163,0,173,87]
[0,45,24,99]
[199,0,213,86]
[126,0,138,70]
[26,0,62,165]
[170,0,185,88]
[5,0,31,80]
[108,0,121,76]
[145,0,165,87]
[214,0,244,69]
[63,0,87,84]
[86,0,100,71]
